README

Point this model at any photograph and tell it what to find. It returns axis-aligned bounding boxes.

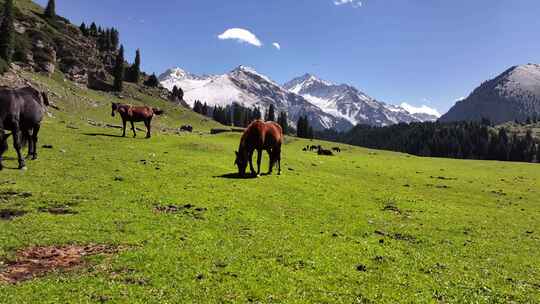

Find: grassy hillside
[0,72,538,303]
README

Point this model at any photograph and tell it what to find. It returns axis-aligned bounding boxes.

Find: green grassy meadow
[0,74,539,303]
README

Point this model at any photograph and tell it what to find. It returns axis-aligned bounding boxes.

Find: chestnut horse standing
[235,120,283,176]
[111,103,163,138]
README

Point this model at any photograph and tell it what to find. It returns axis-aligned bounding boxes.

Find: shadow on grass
[214,173,258,179]
[82,133,125,138]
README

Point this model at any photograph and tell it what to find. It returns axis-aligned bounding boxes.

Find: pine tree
[265,104,276,122]
[110,28,119,50]
[202,103,208,116]
[278,111,288,134]
[128,49,141,83]
[89,22,98,37]
[253,107,262,120]
[79,22,88,36]
[113,45,125,92]
[44,0,56,19]
[144,73,159,87]
[297,116,305,138]
[308,126,314,139]
[193,101,203,114]
[0,0,14,64]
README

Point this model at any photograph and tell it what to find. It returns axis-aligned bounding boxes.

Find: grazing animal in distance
[303,147,308,152]
[111,103,163,138]
[318,147,334,156]
[235,120,283,177]
[309,145,318,151]
[332,147,341,153]
[180,125,193,132]
[0,86,49,170]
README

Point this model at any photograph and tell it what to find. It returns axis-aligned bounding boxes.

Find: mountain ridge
[440,64,540,123]
[160,67,439,131]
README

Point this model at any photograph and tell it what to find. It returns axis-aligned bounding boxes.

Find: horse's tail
[153,108,164,115]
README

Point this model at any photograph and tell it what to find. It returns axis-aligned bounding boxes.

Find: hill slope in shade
[440,64,540,123]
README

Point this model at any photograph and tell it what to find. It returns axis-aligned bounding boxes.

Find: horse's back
[0,87,44,126]
[265,122,283,145]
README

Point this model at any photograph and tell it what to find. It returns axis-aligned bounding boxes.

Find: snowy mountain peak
[284,73,334,94]
[159,67,192,80]
[400,103,441,118]
[284,73,440,126]
[231,65,279,87]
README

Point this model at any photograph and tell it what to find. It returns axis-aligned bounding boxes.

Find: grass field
[0,74,539,303]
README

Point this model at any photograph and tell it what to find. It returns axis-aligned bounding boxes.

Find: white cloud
[401,102,442,117]
[272,42,281,50]
[333,0,363,8]
[218,28,262,47]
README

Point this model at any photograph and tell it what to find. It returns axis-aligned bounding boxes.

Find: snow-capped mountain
[159,67,439,131]
[159,66,353,131]
[283,74,439,127]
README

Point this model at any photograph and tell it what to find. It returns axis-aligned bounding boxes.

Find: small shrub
[0,57,9,74]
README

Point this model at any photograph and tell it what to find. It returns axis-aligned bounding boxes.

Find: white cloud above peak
[272,42,281,50]
[333,0,363,8]
[218,28,262,47]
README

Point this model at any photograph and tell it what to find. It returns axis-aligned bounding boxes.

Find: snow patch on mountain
[400,103,441,118]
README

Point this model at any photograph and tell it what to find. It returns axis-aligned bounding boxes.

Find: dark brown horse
[111,103,163,138]
[0,86,49,170]
[235,120,283,177]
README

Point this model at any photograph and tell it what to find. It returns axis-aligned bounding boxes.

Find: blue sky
[35,0,540,113]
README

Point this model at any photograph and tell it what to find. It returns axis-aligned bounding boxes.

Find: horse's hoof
[19,166,27,171]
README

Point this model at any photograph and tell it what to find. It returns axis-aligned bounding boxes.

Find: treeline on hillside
[191,101,290,133]
[317,120,540,163]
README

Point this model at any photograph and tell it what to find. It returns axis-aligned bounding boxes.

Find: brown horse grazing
[111,103,164,138]
[235,120,283,177]
[0,86,49,170]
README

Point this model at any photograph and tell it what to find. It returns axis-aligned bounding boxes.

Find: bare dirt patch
[154,204,208,220]
[0,209,27,220]
[0,190,32,202]
[38,206,78,215]
[0,245,119,284]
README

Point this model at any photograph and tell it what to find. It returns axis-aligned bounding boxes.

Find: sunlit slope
[0,77,538,302]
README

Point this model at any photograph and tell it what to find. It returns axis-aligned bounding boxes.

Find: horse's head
[26,86,49,107]
[235,150,248,176]
[111,103,118,117]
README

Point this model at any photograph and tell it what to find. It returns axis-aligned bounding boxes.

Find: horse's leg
[12,126,26,169]
[131,121,137,138]
[248,150,255,175]
[257,149,262,176]
[145,119,151,139]
[122,119,127,137]
[267,149,274,175]
[31,124,40,160]
[276,145,282,175]
[24,129,33,160]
